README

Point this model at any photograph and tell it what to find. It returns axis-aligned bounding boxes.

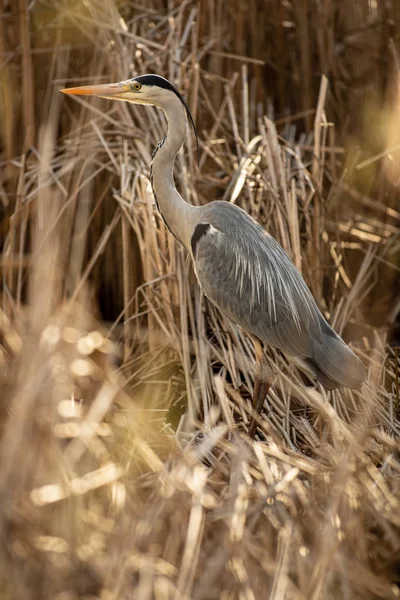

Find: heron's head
[61,74,183,106]
[61,74,198,153]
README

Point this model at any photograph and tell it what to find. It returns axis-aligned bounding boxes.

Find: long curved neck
[150,96,194,247]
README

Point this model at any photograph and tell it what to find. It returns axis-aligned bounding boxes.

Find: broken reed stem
[121,211,132,361]
[310,75,329,303]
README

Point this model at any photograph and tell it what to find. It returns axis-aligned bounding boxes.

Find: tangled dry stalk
[0,1,400,599]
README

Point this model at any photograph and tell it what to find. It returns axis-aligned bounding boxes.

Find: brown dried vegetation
[0,1,400,599]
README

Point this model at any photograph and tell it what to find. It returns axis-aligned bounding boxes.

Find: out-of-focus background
[0,1,399,599]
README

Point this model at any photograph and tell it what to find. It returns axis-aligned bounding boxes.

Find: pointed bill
[60,83,130,96]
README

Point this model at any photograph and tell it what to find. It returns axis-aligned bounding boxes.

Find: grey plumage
[191,201,365,389]
[61,73,366,393]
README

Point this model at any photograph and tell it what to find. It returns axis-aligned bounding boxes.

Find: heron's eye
[132,82,141,91]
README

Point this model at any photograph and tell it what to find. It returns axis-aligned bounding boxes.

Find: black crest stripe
[135,74,178,93]
[135,74,200,167]
[191,223,211,255]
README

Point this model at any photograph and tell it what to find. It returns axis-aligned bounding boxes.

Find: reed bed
[0,1,400,599]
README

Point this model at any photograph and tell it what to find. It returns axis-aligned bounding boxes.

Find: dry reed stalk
[309,75,329,303]
[18,0,35,150]
[0,6,16,168]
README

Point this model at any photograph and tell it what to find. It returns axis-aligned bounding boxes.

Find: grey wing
[190,202,323,360]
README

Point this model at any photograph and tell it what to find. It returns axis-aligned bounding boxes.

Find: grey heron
[61,74,366,437]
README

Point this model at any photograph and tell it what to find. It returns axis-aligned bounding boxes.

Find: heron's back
[192,201,366,389]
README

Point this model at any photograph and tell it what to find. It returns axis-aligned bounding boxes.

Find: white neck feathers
[150,94,195,247]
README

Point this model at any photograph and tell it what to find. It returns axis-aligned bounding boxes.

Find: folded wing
[191,201,365,389]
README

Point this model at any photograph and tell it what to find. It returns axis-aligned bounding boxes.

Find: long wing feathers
[191,201,366,389]
[192,201,321,353]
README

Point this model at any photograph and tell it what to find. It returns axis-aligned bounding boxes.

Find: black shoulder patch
[191,223,211,255]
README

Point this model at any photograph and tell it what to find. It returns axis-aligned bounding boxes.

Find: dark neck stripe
[151,136,166,160]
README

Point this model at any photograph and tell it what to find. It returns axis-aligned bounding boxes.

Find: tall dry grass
[0,1,400,598]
